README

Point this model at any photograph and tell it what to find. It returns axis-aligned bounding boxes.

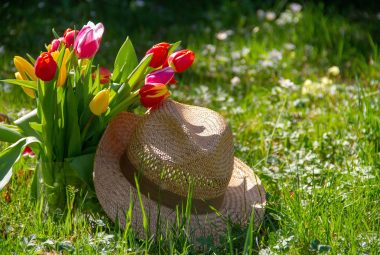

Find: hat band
[120,153,225,214]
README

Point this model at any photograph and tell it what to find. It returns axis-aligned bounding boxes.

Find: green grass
[1,1,380,254]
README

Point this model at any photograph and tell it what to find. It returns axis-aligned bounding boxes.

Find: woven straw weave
[127,100,234,199]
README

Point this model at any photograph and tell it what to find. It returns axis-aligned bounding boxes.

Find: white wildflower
[276,11,293,26]
[302,79,318,95]
[241,47,250,56]
[327,66,340,76]
[231,51,241,59]
[216,55,229,62]
[232,66,244,74]
[216,30,233,41]
[259,59,274,68]
[265,11,276,21]
[321,76,332,86]
[252,26,260,33]
[216,32,228,41]
[202,44,216,55]
[231,76,241,87]
[289,3,302,12]
[284,43,296,51]
[268,49,283,62]
[279,78,297,90]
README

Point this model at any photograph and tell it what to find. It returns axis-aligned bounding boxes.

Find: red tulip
[139,83,170,108]
[34,52,57,81]
[63,28,78,47]
[92,67,111,84]
[162,57,169,68]
[168,76,177,85]
[145,42,171,68]
[168,49,195,72]
[145,67,175,85]
[74,21,104,59]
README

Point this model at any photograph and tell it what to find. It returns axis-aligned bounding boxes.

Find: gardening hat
[93,100,266,243]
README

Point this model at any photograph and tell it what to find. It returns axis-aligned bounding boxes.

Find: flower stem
[106,90,139,121]
[81,115,95,143]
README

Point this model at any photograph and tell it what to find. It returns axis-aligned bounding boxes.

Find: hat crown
[127,100,234,199]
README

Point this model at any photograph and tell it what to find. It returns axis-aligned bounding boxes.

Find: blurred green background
[1,0,380,61]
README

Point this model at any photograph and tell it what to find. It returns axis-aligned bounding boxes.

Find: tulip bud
[63,28,78,47]
[13,56,37,81]
[145,42,171,68]
[15,72,35,98]
[139,83,170,108]
[34,52,57,81]
[22,146,35,157]
[49,37,64,53]
[89,89,110,116]
[168,49,195,73]
[74,21,104,59]
[92,67,111,84]
[145,67,175,85]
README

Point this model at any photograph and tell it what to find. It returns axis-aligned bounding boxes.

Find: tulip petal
[145,67,175,85]
[139,83,170,108]
[74,22,104,59]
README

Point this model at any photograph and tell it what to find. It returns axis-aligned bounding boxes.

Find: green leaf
[65,153,95,188]
[168,41,181,56]
[66,80,81,157]
[29,122,42,133]
[1,79,37,89]
[112,37,138,83]
[0,137,41,190]
[14,109,39,138]
[0,124,23,143]
[127,54,153,89]
[52,28,60,39]
[26,53,36,65]
[92,65,101,94]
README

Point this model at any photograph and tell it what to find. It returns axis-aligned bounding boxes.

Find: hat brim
[94,112,266,243]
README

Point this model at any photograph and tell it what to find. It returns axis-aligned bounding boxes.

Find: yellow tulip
[51,48,71,87]
[13,56,37,80]
[89,89,110,116]
[15,72,35,98]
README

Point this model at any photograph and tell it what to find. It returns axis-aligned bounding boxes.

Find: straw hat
[93,100,266,244]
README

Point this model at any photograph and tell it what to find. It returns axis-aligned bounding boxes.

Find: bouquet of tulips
[0,21,195,208]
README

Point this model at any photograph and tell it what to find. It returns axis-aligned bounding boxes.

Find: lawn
[1,1,380,254]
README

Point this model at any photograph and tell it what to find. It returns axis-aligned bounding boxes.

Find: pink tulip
[145,67,175,85]
[50,37,64,52]
[74,21,104,59]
